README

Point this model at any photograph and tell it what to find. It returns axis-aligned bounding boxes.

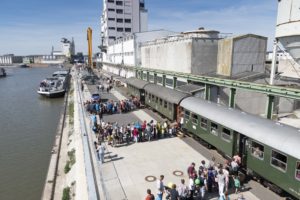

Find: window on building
[107,0,114,2]
[184,111,190,120]
[116,9,123,14]
[108,8,115,11]
[200,118,207,130]
[221,128,231,142]
[109,36,116,40]
[125,28,131,32]
[159,98,162,106]
[296,162,300,181]
[251,141,264,159]
[117,28,123,32]
[116,18,123,23]
[191,113,198,125]
[108,18,115,21]
[116,1,123,5]
[125,19,131,23]
[108,27,115,30]
[210,122,218,136]
[271,150,287,172]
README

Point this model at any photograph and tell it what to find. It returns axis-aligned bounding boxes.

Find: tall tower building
[100,0,148,49]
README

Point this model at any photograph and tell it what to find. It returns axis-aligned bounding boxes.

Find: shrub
[62,187,70,200]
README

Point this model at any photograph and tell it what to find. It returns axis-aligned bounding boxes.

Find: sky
[0,0,277,56]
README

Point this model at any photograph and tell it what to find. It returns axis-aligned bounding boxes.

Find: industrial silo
[276,0,300,64]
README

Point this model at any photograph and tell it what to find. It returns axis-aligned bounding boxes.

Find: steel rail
[102,62,300,100]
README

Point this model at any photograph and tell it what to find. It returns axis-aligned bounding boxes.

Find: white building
[0,54,23,65]
[141,28,220,75]
[61,38,75,58]
[101,0,148,47]
[104,30,176,66]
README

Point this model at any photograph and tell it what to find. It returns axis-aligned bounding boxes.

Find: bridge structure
[102,62,300,119]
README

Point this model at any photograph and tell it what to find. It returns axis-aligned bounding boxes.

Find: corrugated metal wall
[217,38,233,76]
[232,36,266,75]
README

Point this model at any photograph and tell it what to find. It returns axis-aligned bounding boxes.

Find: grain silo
[217,34,267,77]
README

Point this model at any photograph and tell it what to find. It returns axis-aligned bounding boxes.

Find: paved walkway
[82,78,260,200]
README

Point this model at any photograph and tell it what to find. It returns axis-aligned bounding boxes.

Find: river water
[0,67,64,200]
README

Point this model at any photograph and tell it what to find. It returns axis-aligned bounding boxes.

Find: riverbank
[0,63,72,68]
[42,68,89,200]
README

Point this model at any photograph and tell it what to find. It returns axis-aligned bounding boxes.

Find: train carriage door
[177,106,183,124]
[234,131,248,167]
[140,89,145,103]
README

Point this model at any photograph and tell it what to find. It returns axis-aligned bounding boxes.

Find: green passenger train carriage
[143,84,189,121]
[125,77,150,104]
[180,97,300,199]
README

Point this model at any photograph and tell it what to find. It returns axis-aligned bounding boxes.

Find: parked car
[91,93,100,101]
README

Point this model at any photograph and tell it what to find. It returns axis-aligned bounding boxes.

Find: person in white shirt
[97,142,106,164]
[177,179,189,199]
[156,175,165,200]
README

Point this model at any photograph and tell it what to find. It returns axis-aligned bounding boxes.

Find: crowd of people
[145,156,245,200]
[83,71,247,200]
[92,118,179,149]
[84,97,141,117]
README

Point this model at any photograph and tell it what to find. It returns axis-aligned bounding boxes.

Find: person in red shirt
[187,162,196,178]
[145,189,155,200]
[133,127,138,143]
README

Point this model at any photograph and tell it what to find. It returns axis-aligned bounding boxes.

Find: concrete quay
[80,71,276,200]
[42,68,284,200]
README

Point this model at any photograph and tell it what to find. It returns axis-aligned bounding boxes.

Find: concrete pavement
[83,80,261,200]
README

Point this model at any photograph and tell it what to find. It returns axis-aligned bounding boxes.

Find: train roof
[126,77,150,89]
[144,84,189,104]
[181,97,300,159]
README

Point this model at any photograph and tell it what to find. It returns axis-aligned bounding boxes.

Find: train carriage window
[251,141,264,160]
[296,162,300,181]
[155,97,158,103]
[184,111,190,120]
[271,150,287,172]
[168,103,172,111]
[164,101,167,108]
[151,94,154,101]
[191,113,198,124]
[210,122,218,136]
[200,118,207,130]
[159,98,162,106]
[221,128,231,142]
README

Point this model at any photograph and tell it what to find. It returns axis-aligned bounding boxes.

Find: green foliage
[64,161,71,174]
[64,149,76,174]
[62,187,70,200]
[68,101,74,125]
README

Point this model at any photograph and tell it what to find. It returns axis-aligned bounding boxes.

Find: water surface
[0,67,64,200]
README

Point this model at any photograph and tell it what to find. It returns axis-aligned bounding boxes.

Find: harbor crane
[87,27,93,68]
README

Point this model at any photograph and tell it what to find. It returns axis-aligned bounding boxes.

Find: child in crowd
[233,175,241,194]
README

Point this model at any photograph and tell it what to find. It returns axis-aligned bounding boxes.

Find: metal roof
[126,77,150,89]
[176,84,204,94]
[180,97,300,159]
[144,84,189,104]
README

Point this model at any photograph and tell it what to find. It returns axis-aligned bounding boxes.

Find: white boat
[37,77,66,98]
[0,68,6,77]
[37,70,69,98]
[52,70,69,78]
[18,63,30,68]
